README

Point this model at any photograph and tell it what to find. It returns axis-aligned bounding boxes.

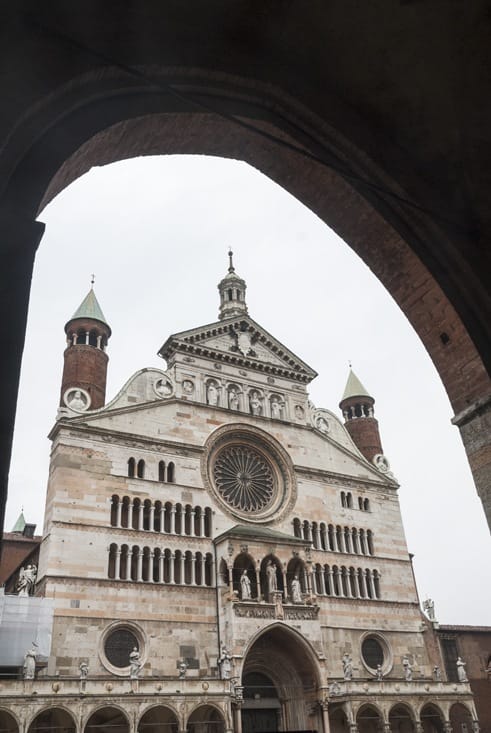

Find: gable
[159,316,317,383]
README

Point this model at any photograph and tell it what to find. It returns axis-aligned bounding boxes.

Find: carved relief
[154,377,174,398]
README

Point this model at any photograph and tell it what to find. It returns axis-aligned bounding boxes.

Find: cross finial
[90,273,95,287]
[228,248,234,273]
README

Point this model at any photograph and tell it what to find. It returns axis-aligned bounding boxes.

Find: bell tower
[339,369,383,463]
[60,285,111,411]
[217,249,248,320]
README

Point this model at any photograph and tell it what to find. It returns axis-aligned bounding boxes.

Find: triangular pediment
[159,316,317,383]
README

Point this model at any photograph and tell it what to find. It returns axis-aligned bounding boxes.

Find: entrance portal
[242,672,281,733]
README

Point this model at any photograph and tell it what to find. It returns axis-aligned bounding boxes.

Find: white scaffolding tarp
[0,589,54,665]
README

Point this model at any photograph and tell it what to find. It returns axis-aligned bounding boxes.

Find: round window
[104,628,139,668]
[214,444,275,513]
[361,637,384,669]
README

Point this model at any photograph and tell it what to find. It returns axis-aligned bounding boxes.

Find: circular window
[214,445,275,513]
[360,633,392,676]
[105,628,139,668]
[202,424,296,523]
[100,622,145,676]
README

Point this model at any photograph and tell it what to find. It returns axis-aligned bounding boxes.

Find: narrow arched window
[293,518,302,538]
[228,288,233,301]
[167,461,175,483]
[367,530,374,555]
[347,492,353,508]
[88,330,98,347]
[127,458,135,478]
[341,491,346,507]
[358,496,363,510]
[107,544,117,579]
[159,460,166,482]
[110,495,119,527]
[137,459,145,479]
[364,498,370,511]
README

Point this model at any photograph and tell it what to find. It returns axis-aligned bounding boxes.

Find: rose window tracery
[213,446,274,513]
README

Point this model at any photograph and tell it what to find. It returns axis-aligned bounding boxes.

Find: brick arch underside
[2,69,490,528]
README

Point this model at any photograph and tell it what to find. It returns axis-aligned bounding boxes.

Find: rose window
[213,446,275,513]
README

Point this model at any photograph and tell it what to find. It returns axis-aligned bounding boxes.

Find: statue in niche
[423,598,436,620]
[433,665,442,681]
[79,661,89,679]
[129,647,141,679]
[240,570,252,600]
[342,653,353,680]
[237,331,253,356]
[182,379,194,394]
[68,389,87,411]
[23,643,37,679]
[402,655,413,681]
[218,644,232,679]
[270,396,284,419]
[228,387,240,410]
[16,563,37,596]
[375,664,384,681]
[456,657,468,682]
[291,575,302,604]
[178,659,188,678]
[266,561,277,598]
[295,405,305,419]
[207,381,219,406]
[249,390,262,416]
[155,379,172,397]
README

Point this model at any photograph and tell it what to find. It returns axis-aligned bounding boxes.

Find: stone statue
[69,390,87,410]
[402,655,413,681]
[375,664,384,681]
[249,391,262,416]
[155,379,172,397]
[423,598,436,620]
[207,381,219,406]
[433,665,442,681]
[270,396,283,419]
[129,647,141,679]
[291,575,302,604]
[456,657,468,682]
[218,643,232,679]
[266,561,277,597]
[79,661,89,679]
[240,570,252,600]
[316,416,329,434]
[23,643,37,679]
[342,653,353,680]
[228,387,240,410]
[178,659,188,679]
[17,564,37,596]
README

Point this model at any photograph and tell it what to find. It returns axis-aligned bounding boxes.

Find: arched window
[341,491,346,507]
[76,330,86,345]
[108,543,117,578]
[205,553,213,586]
[328,524,335,551]
[364,498,370,511]
[130,546,139,582]
[121,496,130,528]
[120,545,129,580]
[312,522,319,549]
[154,501,162,532]
[137,459,145,479]
[142,547,151,582]
[174,550,182,584]
[324,565,332,596]
[204,507,212,538]
[110,495,119,526]
[293,518,302,538]
[132,499,141,530]
[153,548,161,582]
[158,460,166,482]
[128,457,135,478]
[367,530,374,555]
[184,551,193,584]
[358,496,363,510]
[88,330,98,346]
[320,523,327,550]
[347,492,353,508]
[228,288,233,300]
[167,461,175,483]
[332,566,340,596]
[143,499,152,531]
[174,503,183,535]
[184,505,193,536]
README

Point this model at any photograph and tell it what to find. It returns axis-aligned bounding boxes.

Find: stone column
[137,550,143,582]
[199,508,205,537]
[149,551,155,581]
[282,568,288,600]
[255,567,261,601]
[318,569,326,595]
[124,550,131,580]
[148,504,155,532]
[365,570,374,598]
[234,705,243,733]
[319,700,331,733]
[129,500,135,529]
[191,553,197,585]
[359,570,367,598]
[159,552,164,583]
[326,568,333,595]
[116,500,123,528]
[170,506,176,534]
[352,529,360,554]
[190,510,196,537]
[138,503,144,531]
[114,548,121,580]
[228,563,234,596]
[179,554,185,584]
[344,530,352,554]
[169,553,175,584]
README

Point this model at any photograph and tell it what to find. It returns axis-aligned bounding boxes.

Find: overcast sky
[5,155,489,625]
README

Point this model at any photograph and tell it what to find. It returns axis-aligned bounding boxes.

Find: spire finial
[228,248,235,273]
[348,359,352,369]
[91,273,95,287]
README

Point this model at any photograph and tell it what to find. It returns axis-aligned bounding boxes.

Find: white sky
[5,155,490,625]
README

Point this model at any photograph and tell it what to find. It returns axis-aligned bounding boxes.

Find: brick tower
[339,369,383,463]
[60,286,111,411]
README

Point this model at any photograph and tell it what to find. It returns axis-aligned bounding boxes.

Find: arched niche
[356,705,384,733]
[84,706,130,733]
[449,703,474,733]
[420,704,445,733]
[186,704,225,733]
[0,710,19,733]
[138,705,179,733]
[28,707,76,733]
[389,704,415,733]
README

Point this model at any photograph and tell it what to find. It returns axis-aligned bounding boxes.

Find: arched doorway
[449,704,474,733]
[241,625,321,732]
[356,705,384,733]
[186,705,225,733]
[84,707,129,733]
[420,705,445,733]
[28,708,76,733]
[389,705,415,733]
[329,707,349,733]
[0,710,19,733]
[138,706,179,733]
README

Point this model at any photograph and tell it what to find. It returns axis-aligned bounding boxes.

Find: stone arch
[84,704,130,733]
[260,554,284,601]
[233,551,257,599]
[186,704,225,733]
[0,709,19,733]
[286,556,309,599]
[138,704,180,733]
[28,706,76,733]
[329,705,349,733]
[420,704,445,733]
[240,623,324,732]
[356,704,384,733]
[449,703,474,733]
[389,704,416,733]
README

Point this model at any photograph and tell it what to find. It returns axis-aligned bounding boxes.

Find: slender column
[138,504,144,531]
[318,569,326,595]
[336,568,344,597]
[352,529,360,554]
[114,548,121,579]
[358,570,367,598]
[360,532,367,555]
[96,334,102,348]
[255,567,261,601]
[325,568,333,595]
[116,500,123,528]
[199,509,205,537]
[228,563,234,595]
[160,505,165,532]
[344,530,352,553]
[343,570,352,597]
[313,524,321,549]
[307,522,313,542]
[72,333,77,345]
[191,554,197,585]
[339,531,345,553]
[365,570,374,598]
[320,701,331,733]
[137,550,143,582]
[179,554,185,584]
[124,550,131,580]
[159,553,164,583]
[179,505,185,534]
[282,569,288,600]
[149,551,155,581]
[85,330,89,345]
[234,706,243,733]
[129,501,135,529]
[170,506,176,534]
[169,553,175,584]
[149,504,155,531]
[189,510,196,537]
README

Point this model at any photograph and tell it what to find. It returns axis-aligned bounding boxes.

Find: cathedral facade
[0,256,479,733]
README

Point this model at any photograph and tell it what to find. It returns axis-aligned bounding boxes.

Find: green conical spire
[11,510,26,533]
[341,368,371,402]
[70,288,109,328]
